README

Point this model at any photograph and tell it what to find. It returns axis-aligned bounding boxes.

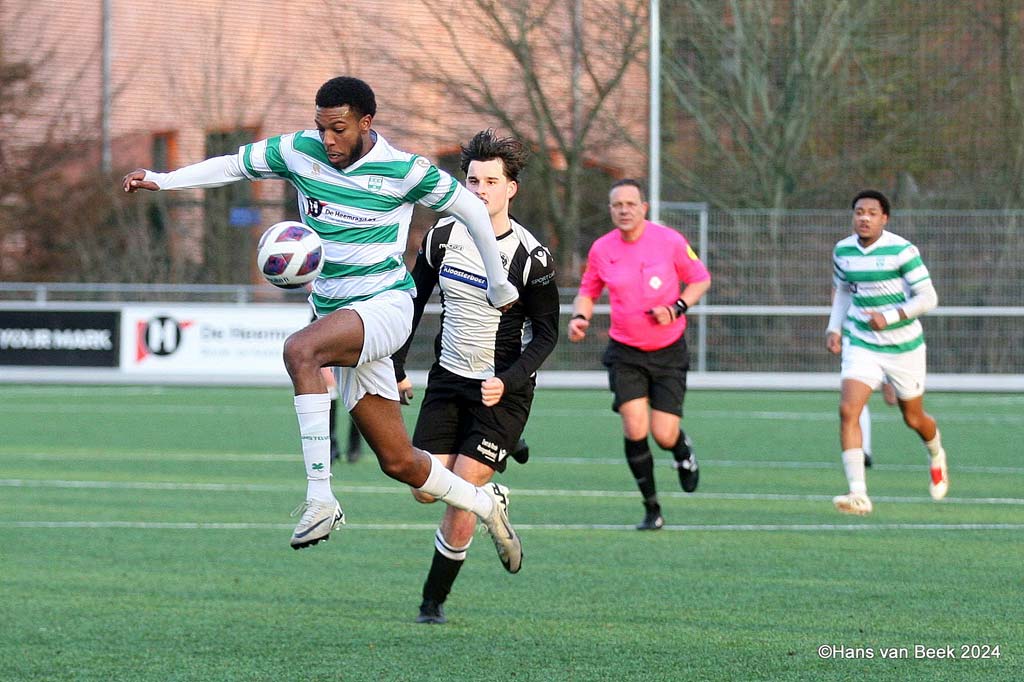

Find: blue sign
[229,207,261,226]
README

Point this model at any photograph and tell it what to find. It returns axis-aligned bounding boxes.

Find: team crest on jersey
[368,176,383,191]
[501,253,509,267]
[311,163,322,177]
[649,276,663,290]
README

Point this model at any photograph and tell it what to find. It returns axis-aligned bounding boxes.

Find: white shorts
[318,289,414,411]
[840,338,927,400]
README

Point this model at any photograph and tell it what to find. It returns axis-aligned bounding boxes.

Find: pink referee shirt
[578,221,710,351]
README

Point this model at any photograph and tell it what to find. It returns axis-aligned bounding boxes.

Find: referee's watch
[672,298,689,318]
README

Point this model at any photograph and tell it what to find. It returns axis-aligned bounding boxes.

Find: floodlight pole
[648,0,661,222]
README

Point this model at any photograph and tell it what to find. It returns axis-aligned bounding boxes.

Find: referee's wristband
[571,313,589,322]
[672,298,689,317]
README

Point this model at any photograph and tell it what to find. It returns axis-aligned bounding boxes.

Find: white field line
[2,478,1023,506]
[2,402,1023,425]
[9,451,1024,476]
[1,520,1022,533]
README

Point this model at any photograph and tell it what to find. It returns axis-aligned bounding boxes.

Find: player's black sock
[422,548,465,605]
[625,437,658,504]
[346,419,362,455]
[670,429,692,463]
[328,399,339,461]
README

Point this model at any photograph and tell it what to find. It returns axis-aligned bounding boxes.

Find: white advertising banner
[120,304,311,378]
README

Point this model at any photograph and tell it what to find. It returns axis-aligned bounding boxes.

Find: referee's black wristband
[571,313,589,322]
[672,298,689,317]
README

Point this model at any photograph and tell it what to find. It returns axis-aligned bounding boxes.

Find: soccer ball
[256,221,324,289]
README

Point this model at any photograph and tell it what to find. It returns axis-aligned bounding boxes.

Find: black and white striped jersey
[393,216,559,392]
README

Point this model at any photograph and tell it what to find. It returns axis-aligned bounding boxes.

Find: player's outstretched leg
[353,395,523,573]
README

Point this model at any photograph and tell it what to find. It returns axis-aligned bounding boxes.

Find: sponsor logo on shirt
[530,272,556,287]
[304,198,376,224]
[476,438,506,461]
[439,264,487,289]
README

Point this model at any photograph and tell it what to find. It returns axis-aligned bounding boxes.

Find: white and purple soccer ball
[256,221,324,289]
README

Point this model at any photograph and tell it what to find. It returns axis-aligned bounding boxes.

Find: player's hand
[397,377,414,405]
[122,169,158,193]
[568,316,589,342]
[487,279,519,311]
[826,331,842,355]
[646,305,675,326]
[481,377,505,407]
[868,311,887,331]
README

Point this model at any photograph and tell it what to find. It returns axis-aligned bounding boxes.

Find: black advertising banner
[0,310,120,367]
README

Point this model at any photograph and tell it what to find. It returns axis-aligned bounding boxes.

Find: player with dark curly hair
[122,79,523,574]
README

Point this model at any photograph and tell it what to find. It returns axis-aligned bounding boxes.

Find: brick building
[3,1,649,280]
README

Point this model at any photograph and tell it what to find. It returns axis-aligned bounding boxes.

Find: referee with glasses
[568,179,711,530]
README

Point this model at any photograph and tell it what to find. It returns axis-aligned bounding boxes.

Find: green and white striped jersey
[831,231,931,353]
[238,131,461,316]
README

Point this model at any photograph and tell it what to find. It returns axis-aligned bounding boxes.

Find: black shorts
[602,335,689,416]
[412,364,534,473]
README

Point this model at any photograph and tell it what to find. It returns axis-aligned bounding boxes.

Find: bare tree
[658,0,884,303]
[340,0,648,279]
[661,0,882,212]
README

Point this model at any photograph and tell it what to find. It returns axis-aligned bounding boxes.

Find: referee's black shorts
[412,364,534,473]
[602,335,690,416]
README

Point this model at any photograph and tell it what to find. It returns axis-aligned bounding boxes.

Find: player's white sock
[841,448,868,495]
[924,430,945,461]
[294,393,333,501]
[434,529,473,561]
[859,405,872,456]
[416,453,493,517]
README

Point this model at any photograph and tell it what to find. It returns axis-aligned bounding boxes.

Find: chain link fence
[3,209,1022,378]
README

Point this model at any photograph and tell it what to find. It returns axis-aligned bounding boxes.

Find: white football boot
[479,483,522,574]
[929,451,949,500]
[832,492,873,516]
[290,498,345,549]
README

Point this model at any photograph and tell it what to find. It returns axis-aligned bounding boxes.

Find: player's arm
[869,246,938,330]
[827,277,851,353]
[122,155,246,192]
[391,230,440,402]
[443,187,518,309]
[648,238,711,325]
[494,249,560,395]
